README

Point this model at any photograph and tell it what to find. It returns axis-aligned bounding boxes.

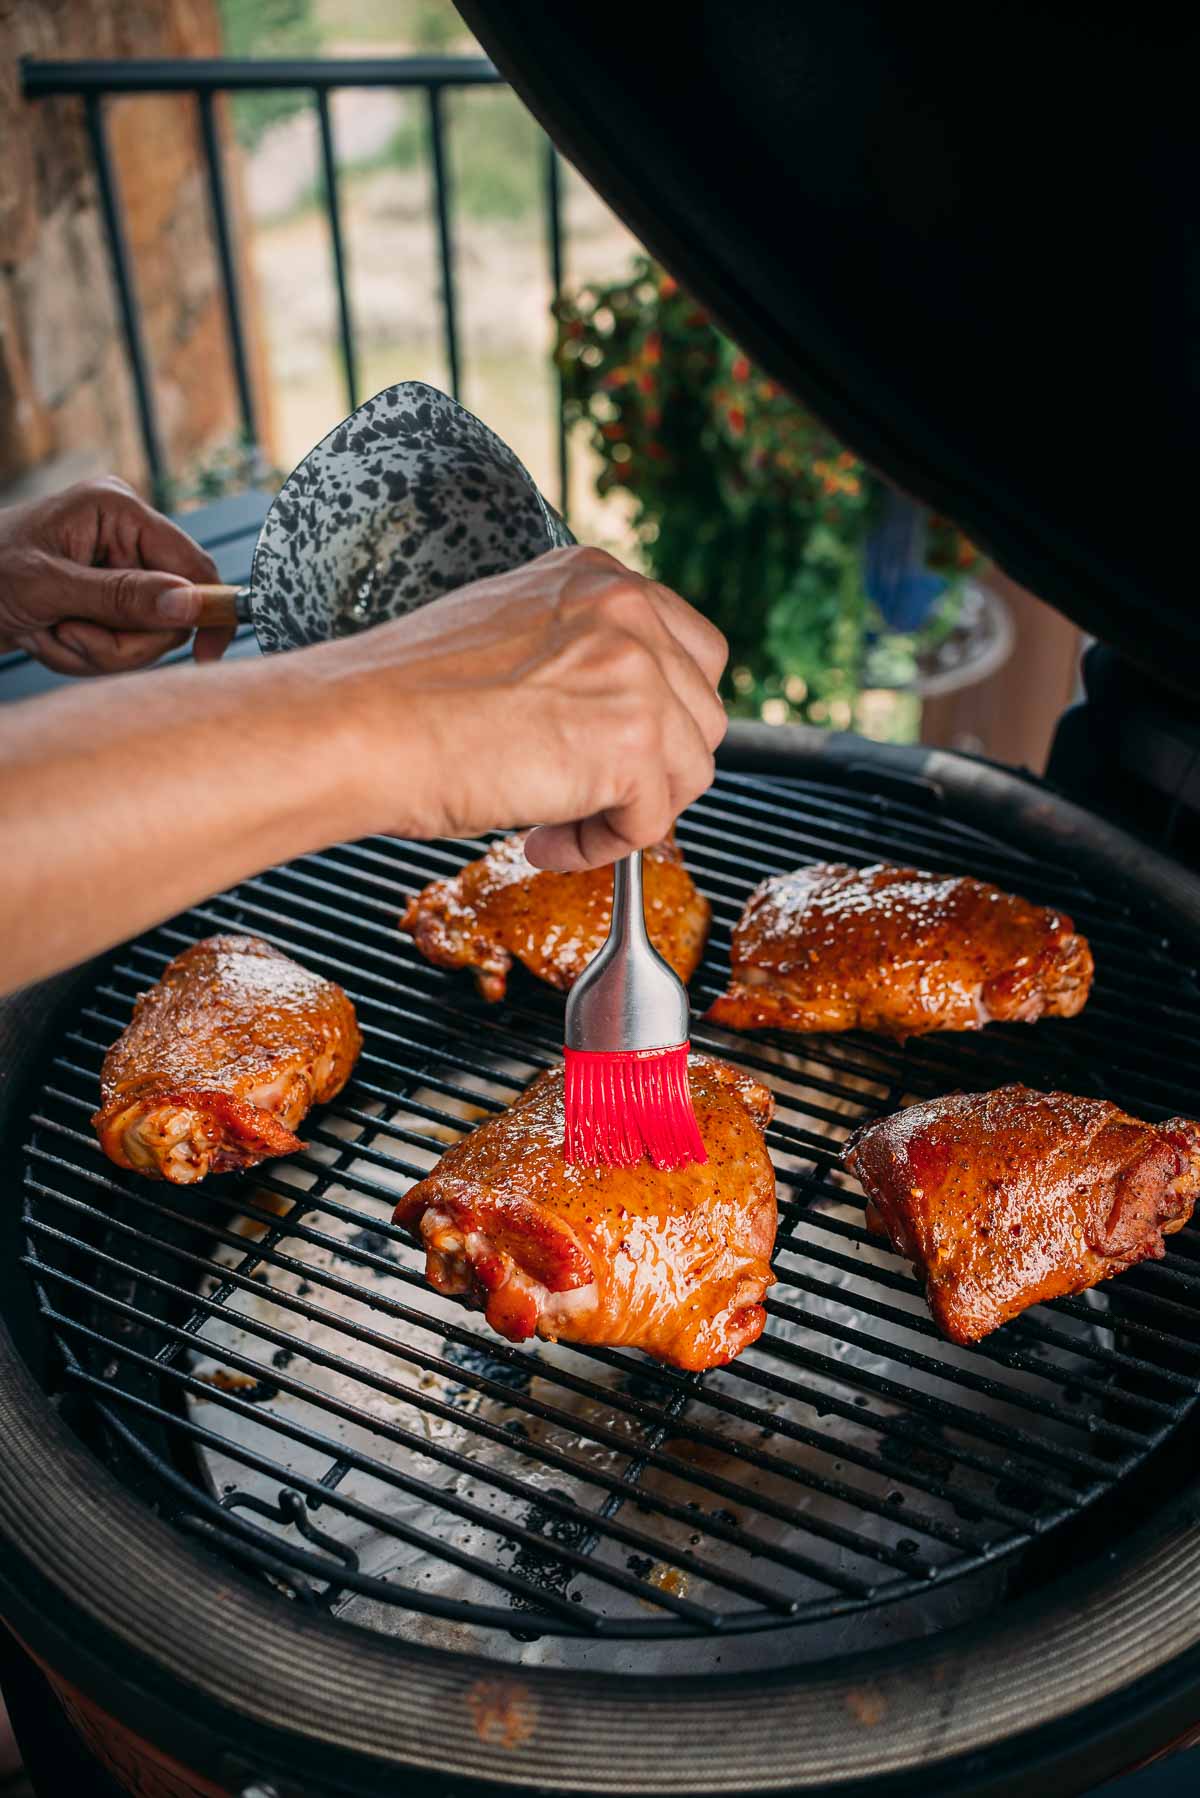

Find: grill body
[1,723,1200,1795]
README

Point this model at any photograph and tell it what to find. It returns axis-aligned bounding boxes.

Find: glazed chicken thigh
[400,830,710,1002]
[844,1085,1200,1341]
[395,1054,777,1370]
[94,935,361,1184]
[707,862,1093,1039]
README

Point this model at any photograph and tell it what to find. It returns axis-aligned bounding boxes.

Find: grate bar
[23,767,1200,1640]
[24,1229,884,1594]
[35,1094,1128,1490]
[48,1306,756,1624]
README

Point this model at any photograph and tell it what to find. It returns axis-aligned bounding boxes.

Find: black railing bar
[83,93,166,503]
[544,138,568,518]
[22,1241,883,1592]
[426,86,460,400]
[51,1304,798,1616]
[22,56,502,96]
[315,88,358,411]
[197,90,258,444]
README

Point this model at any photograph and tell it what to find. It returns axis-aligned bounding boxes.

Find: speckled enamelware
[246,381,572,654]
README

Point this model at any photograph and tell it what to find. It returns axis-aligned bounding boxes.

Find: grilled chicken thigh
[707,862,1093,1039]
[395,1054,777,1369]
[94,935,361,1184]
[844,1085,1200,1342]
[400,830,710,1002]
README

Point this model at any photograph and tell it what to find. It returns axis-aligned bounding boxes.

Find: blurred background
[0,0,1084,764]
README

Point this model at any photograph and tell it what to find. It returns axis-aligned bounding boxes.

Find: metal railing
[20,57,570,513]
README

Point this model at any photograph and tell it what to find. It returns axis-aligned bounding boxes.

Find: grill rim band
[0,722,1198,1794]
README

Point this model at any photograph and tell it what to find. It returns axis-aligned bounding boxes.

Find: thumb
[58,564,200,633]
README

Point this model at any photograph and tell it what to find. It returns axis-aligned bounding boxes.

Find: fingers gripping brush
[563,850,707,1170]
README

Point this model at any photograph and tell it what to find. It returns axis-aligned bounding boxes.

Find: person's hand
[0,476,227,675]
[335,545,728,869]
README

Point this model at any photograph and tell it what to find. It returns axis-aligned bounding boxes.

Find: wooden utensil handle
[187,584,242,629]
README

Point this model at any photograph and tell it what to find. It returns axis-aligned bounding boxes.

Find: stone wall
[0,0,271,503]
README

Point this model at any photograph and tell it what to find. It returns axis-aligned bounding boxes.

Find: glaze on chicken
[394,1054,776,1370]
[706,862,1093,1040]
[844,1085,1200,1342]
[399,831,710,1002]
[93,935,362,1184]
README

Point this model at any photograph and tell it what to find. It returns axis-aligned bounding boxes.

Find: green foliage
[312,0,468,49]
[161,437,282,512]
[556,260,978,724]
[376,86,542,222]
[217,0,320,147]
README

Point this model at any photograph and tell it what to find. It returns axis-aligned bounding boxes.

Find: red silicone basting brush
[563,849,707,1170]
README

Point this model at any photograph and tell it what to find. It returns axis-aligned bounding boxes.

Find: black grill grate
[19,768,1200,1640]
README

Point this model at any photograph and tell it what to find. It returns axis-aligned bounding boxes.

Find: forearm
[0,650,385,994]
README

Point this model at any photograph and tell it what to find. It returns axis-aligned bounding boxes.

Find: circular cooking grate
[18,766,1200,1645]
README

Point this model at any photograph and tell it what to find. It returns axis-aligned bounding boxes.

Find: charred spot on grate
[17,768,1200,1645]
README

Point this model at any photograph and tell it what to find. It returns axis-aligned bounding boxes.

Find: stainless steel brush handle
[564,851,691,1052]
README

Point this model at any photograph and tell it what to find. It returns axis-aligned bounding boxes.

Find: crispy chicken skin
[706,862,1093,1040]
[844,1085,1200,1342]
[399,830,710,1002]
[93,935,362,1185]
[394,1054,777,1370]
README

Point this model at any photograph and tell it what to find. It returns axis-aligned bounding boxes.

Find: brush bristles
[563,1044,707,1171]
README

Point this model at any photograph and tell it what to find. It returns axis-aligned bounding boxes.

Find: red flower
[637,371,655,394]
[643,332,663,365]
[731,355,751,382]
[727,406,746,434]
[659,274,679,297]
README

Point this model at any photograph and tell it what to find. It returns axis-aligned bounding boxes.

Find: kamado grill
[3,726,1200,1795]
[5,3,1200,1793]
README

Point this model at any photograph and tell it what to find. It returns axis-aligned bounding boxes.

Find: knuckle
[593,580,648,633]
[704,699,729,752]
[108,569,146,621]
[569,544,619,573]
[611,702,658,761]
[595,626,653,685]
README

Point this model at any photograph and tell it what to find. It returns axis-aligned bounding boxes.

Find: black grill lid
[457,2,1198,698]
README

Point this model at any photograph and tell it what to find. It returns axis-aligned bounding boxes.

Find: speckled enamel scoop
[188,380,571,650]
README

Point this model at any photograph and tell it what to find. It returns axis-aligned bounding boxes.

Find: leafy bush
[556,260,978,723]
[217,0,320,147]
